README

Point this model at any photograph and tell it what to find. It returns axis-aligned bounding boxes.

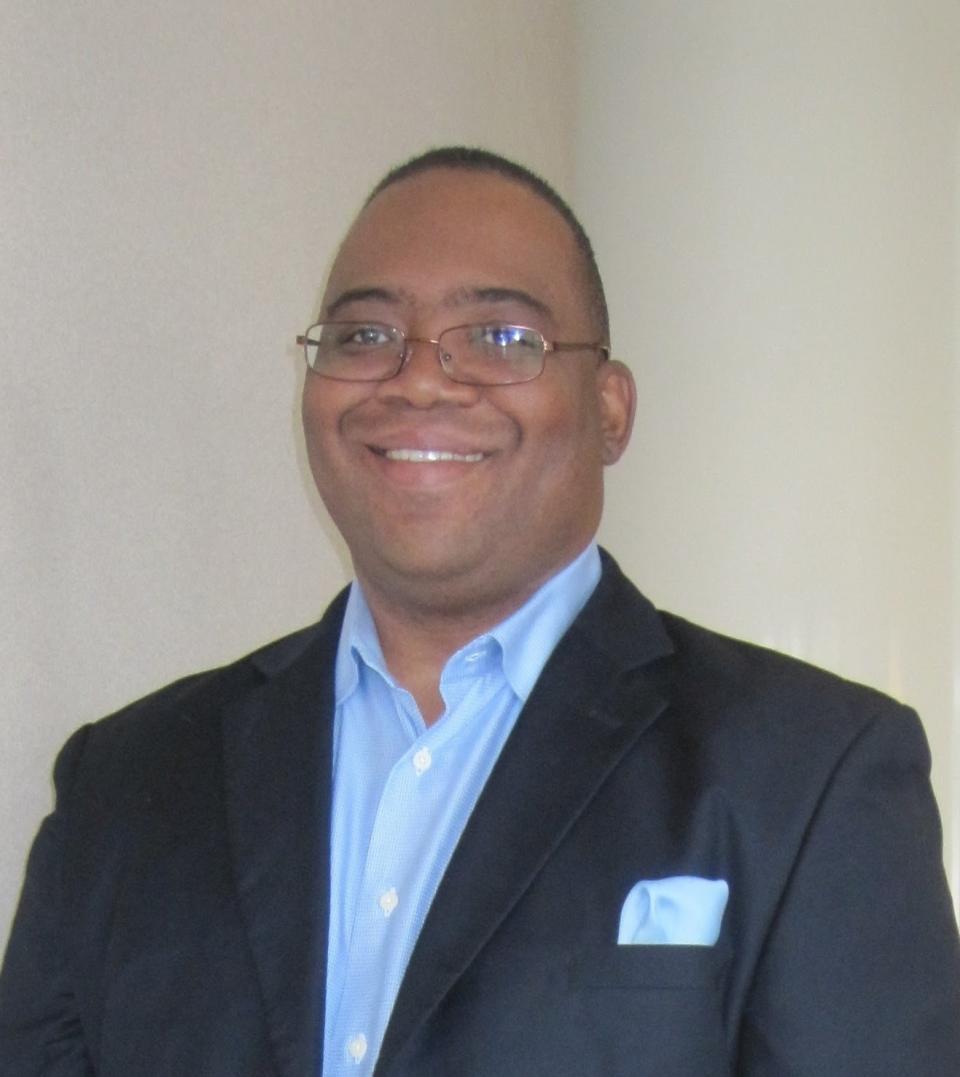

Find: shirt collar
[335,542,602,706]
[334,581,389,706]
[489,542,601,700]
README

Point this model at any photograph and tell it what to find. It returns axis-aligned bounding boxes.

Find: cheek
[300,382,324,435]
[534,404,607,517]
[515,384,604,472]
[300,395,354,510]
[300,383,355,462]
[300,395,327,463]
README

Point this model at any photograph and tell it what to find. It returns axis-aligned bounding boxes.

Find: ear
[595,359,636,464]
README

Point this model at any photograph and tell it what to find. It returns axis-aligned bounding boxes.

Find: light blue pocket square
[618,876,729,945]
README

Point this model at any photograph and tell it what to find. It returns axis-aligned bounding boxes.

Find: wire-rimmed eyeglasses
[295,321,609,386]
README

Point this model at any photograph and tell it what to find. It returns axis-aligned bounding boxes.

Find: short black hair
[366,146,609,343]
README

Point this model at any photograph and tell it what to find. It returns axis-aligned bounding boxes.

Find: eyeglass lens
[302,322,546,385]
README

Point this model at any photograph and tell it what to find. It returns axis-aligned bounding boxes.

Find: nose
[376,335,479,407]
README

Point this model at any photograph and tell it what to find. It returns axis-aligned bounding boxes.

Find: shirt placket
[331,729,438,1072]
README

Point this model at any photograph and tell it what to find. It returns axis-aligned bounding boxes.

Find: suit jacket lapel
[220,593,347,1077]
[377,557,675,1072]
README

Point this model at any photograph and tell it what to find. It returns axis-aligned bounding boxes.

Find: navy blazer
[2,554,959,1074]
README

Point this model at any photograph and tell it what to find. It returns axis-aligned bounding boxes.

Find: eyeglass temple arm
[547,342,610,361]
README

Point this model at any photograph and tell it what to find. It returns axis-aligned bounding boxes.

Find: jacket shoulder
[655,609,923,759]
[592,552,912,734]
[660,610,904,704]
[95,618,328,732]
[56,595,347,797]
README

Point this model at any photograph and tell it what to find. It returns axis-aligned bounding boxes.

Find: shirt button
[412,747,432,775]
[379,887,399,917]
[347,1033,368,1063]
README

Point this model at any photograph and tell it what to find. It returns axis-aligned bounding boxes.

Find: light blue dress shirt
[322,543,601,1075]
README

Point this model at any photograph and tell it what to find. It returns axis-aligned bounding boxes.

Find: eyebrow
[324,287,410,318]
[323,284,555,322]
[446,286,554,321]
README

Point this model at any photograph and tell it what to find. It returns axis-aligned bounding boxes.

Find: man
[2,147,958,1075]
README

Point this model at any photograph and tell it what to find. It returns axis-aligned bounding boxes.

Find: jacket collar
[377,552,674,1071]
[218,553,674,1077]
[219,591,346,1077]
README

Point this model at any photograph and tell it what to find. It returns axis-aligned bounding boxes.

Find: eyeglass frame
[295,320,610,386]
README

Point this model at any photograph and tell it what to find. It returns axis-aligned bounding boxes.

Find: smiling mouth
[378,448,486,463]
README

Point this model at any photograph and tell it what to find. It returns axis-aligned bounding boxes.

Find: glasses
[296,321,609,386]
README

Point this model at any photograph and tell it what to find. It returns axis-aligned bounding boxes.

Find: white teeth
[384,449,484,463]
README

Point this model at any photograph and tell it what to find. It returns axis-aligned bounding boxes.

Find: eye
[336,324,394,350]
[475,325,540,349]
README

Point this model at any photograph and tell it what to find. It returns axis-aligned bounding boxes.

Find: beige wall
[2,0,958,938]
[577,2,960,905]
[0,0,576,934]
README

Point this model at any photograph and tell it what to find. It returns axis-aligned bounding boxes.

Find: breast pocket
[564,945,732,1075]
[569,942,729,990]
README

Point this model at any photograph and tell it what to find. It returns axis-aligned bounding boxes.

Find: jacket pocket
[568,942,729,989]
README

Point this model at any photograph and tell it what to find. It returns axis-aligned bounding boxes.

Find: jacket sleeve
[0,727,95,1076]
[738,704,960,1075]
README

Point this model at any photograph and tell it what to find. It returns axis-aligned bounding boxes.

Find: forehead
[323,169,589,328]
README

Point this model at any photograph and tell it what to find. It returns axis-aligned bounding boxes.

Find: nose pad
[401,336,438,366]
[382,336,476,403]
[393,337,441,380]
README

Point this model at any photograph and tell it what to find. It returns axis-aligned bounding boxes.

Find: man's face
[302,168,635,620]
